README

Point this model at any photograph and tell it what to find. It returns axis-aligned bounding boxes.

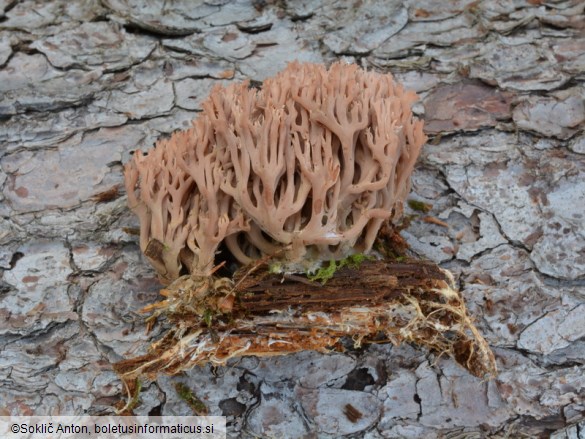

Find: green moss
[308,253,374,284]
[343,253,373,268]
[203,309,214,327]
[308,259,337,284]
[268,262,283,274]
[127,379,142,412]
[174,383,208,415]
[407,199,432,213]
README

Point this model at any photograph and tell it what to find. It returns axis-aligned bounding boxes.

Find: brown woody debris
[114,258,496,381]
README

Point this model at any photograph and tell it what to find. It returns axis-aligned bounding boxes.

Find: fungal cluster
[124,62,426,283]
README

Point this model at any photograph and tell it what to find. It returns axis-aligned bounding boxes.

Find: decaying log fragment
[114,258,497,382]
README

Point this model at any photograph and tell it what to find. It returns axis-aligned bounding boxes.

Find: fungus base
[114,258,496,383]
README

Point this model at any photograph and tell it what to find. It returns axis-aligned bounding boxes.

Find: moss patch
[175,382,209,415]
[407,199,433,213]
[308,253,374,284]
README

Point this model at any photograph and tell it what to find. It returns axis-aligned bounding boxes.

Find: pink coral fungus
[124,62,426,283]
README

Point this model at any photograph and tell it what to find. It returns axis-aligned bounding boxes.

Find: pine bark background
[0,0,584,437]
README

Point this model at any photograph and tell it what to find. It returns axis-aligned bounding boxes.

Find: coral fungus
[119,62,496,384]
[124,61,426,283]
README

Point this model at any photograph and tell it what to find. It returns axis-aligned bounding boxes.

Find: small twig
[282,273,320,286]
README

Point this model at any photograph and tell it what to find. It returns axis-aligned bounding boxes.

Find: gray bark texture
[0,0,584,437]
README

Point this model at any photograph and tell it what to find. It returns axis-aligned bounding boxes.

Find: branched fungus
[119,62,496,386]
[124,61,425,280]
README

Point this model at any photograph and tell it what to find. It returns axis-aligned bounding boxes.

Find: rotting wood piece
[114,259,497,382]
[233,260,451,314]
